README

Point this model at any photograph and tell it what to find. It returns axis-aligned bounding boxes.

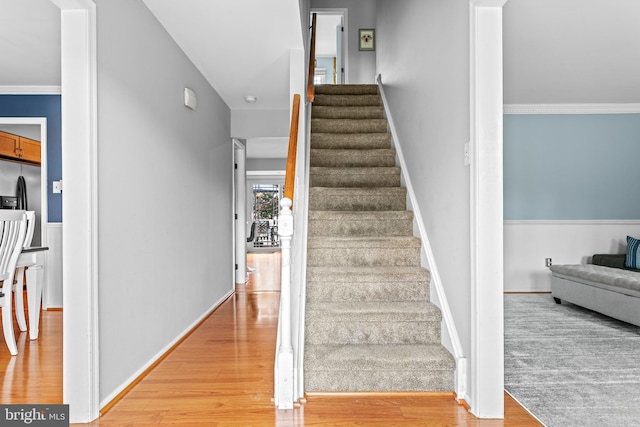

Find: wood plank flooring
[1,253,541,426]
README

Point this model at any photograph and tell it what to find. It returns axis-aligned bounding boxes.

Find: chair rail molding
[504,103,640,115]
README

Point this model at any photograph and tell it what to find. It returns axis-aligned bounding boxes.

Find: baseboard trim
[99,289,235,414]
[505,219,640,226]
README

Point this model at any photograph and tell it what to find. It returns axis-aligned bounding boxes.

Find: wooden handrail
[283,94,301,203]
[307,13,317,103]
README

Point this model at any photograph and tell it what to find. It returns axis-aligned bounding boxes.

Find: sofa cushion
[550,264,640,298]
[626,235,640,270]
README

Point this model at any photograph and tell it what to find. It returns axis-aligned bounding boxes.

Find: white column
[469,0,508,419]
[51,0,100,422]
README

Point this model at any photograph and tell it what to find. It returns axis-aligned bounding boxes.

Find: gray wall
[504,0,640,104]
[247,158,287,171]
[95,0,232,402]
[311,0,377,84]
[376,0,472,395]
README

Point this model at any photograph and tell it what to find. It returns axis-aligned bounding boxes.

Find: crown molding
[504,103,640,115]
[0,86,62,95]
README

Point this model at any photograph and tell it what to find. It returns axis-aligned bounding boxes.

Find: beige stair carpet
[304,84,455,392]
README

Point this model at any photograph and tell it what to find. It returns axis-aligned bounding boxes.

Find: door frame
[310,8,348,84]
[0,117,48,251]
[233,138,247,285]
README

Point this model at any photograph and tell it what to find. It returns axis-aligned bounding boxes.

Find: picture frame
[359,29,375,51]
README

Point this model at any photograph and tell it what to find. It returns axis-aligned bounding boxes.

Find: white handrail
[376,74,468,401]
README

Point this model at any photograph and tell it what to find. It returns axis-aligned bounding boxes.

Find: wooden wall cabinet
[0,130,41,165]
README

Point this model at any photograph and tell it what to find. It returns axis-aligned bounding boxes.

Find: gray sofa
[550,254,640,327]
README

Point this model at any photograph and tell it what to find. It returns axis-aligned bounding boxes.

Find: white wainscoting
[45,223,63,308]
[504,220,640,292]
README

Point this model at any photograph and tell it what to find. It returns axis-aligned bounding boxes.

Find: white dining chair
[13,210,35,333]
[0,210,27,355]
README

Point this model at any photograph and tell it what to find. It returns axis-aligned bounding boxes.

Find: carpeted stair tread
[312,105,385,119]
[310,149,396,167]
[315,84,379,95]
[307,237,421,267]
[308,236,421,248]
[306,301,441,322]
[307,265,430,283]
[306,268,429,302]
[309,187,407,211]
[308,210,413,237]
[311,118,388,134]
[305,301,443,345]
[304,344,455,391]
[311,133,392,149]
[313,94,382,107]
[310,166,400,188]
[306,344,455,372]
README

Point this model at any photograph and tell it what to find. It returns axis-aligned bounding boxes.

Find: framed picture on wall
[359,29,375,51]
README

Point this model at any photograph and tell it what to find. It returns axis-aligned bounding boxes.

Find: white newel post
[275,197,294,409]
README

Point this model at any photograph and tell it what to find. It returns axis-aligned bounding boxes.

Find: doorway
[312,9,347,85]
[247,177,284,252]
[0,119,47,249]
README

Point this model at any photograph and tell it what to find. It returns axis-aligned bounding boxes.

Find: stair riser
[312,106,385,119]
[311,133,391,150]
[306,321,441,345]
[308,217,412,237]
[305,370,454,392]
[315,84,379,95]
[306,281,428,302]
[307,246,420,267]
[310,150,396,168]
[314,94,381,107]
[310,172,400,188]
[309,190,406,211]
[312,119,388,134]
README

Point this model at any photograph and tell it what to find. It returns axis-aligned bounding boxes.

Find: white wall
[376,0,472,397]
[505,221,640,292]
[311,0,377,84]
[95,0,233,404]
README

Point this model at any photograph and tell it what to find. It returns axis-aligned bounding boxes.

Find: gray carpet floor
[504,294,640,427]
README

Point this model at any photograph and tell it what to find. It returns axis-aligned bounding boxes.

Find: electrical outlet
[545,258,552,268]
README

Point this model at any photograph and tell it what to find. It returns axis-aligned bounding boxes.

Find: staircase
[303,84,455,392]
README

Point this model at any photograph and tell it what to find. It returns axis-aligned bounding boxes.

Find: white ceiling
[141,0,303,111]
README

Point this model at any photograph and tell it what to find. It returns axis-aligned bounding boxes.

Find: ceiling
[2,1,639,115]
[140,0,303,111]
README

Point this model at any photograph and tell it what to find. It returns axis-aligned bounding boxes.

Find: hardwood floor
[1,253,541,426]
